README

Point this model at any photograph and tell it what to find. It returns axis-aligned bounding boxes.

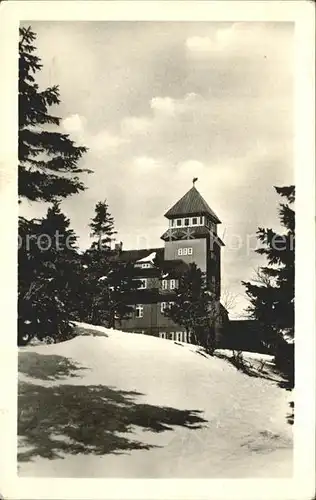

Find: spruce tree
[18,26,89,345]
[242,186,295,386]
[81,201,142,328]
[18,204,80,344]
[80,201,116,325]
[163,263,214,352]
[243,186,295,344]
[89,200,117,251]
[104,261,143,329]
[19,26,90,202]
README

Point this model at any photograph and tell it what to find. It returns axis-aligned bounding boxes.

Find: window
[170,279,176,290]
[161,301,174,313]
[210,250,215,259]
[192,217,198,225]
[139,278,147,289]
[184,218,190,226]
[167,332,174,340]
[200,216,204,224]
[162,279,168,290]
[176,219,182,226]
[160,332,166,339]
[141,263,151,269]
[211,276,216,284]
[176,332,182,342]
[135,305,143,318]
[179,247,192,256]
[161,302,168,313]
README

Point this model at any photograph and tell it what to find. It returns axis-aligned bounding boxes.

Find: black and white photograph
[0,1,315,499]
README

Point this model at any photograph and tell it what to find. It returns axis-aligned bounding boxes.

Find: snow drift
[18,322,293,478]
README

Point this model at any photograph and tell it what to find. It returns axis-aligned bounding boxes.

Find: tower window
[184,218,190,226]
[135,305,144,318]
[161,302,168,313]
[200,216,204,224]
[141,263,151,269]
[176,219,182,226]
[162,279,168,290]
[179,247,193,256]
[192,217,198,225]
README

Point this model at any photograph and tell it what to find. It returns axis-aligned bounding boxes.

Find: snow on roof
[136,251,157,263]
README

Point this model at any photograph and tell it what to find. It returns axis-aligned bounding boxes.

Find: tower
[161,181,224,298]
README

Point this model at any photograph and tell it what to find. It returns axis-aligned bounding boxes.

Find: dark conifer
[242,186,295,386]
[163,263,215,352]
[19,26,90,202]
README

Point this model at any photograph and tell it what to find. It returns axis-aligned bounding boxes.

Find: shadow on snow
[18,353,207,462]
[18,352,88,381]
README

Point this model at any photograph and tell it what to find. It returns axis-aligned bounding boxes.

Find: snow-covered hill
[18,323,293,478]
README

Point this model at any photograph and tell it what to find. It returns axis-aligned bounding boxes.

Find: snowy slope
[18,323,293,478]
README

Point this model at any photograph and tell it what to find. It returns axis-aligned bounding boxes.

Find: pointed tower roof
[164,186,221,223]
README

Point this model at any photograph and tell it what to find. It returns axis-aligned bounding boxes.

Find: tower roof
[164,186,221,223]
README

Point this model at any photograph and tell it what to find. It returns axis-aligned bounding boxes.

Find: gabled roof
[164,186,221,223]
[115,247,164,263]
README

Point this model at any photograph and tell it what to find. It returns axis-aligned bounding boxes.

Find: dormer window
[192,217,198,225]
[176,219,182,226]
[184,218,190,226]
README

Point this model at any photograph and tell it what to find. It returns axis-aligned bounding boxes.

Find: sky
[20,21,294,318]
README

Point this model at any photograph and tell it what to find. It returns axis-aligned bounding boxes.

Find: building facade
[117,183,227,343]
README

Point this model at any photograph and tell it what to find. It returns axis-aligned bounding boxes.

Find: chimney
[115,241,123,253]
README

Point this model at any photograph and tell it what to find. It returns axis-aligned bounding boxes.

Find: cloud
[150,96,177,116]
[62,113,85,133]
[121,116,151,135]
[133,156,159,170]
[88,130,129,155]
[149,92,200,120]
[62,114,129,156]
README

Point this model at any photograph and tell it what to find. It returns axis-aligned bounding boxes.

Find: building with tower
[116,181,228,343]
